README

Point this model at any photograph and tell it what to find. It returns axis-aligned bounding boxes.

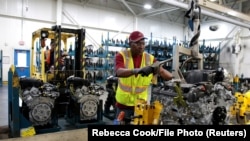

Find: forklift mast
[51,25,86,79]
[31,25,86,82]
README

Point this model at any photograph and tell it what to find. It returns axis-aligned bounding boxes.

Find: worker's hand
[151,61,161,74]
[132,68,141,75]
[138,66,154,76]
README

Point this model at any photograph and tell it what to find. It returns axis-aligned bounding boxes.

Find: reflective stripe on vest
[115,49,154,106]
[118,79,147,93]
[118,49,152,94]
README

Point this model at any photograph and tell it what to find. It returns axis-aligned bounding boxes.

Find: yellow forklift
[30,25,86,117]
[9,25,104,135]
[8,25,84,137]
[31,25,84,82]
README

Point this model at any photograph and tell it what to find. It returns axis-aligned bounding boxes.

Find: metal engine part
[74,84,106,120]
[152,81,235,125]
[20,82,60,126]
[28,97,54,126]
[79,94,99,120]
[68,76,108,120]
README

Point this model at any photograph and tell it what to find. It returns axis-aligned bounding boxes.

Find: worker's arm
[115,53,149,77]
[116,68,135,77]
[115,53,143,77]
[159,66,173,80]
[152,58,173,80]
[115,53,134,77]
[116,53,171,78]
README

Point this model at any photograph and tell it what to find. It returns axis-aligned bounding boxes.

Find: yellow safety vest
[115,49,154,106]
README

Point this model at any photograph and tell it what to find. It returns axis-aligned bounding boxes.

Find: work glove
[137,66,154,76]
[150,61,161,74]
[131,68,141,75]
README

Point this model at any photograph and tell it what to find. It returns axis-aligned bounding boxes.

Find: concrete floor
[0,84,113,140]
[0,85,8,127]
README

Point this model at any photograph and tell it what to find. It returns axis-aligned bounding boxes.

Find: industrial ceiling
[65,0,250,28]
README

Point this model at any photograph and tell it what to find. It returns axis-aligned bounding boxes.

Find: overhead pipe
[138,7,177,16]
[145,8,179,18]
[0,12,131,36]
[115,0,143,8]
[159,0,250,29]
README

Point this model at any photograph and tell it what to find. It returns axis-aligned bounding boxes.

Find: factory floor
[0,85,8,127]
[0,84,113,140]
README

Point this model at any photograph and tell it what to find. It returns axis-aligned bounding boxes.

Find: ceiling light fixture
[144,4,152,9]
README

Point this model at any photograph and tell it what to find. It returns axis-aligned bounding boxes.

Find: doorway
[14,49,30,77]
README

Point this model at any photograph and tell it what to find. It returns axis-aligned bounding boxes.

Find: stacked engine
[66,76,107,121]
[19,78,60,126]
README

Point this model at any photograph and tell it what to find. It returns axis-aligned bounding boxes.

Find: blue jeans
[114,107,134,125]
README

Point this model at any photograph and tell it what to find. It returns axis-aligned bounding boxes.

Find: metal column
[0,50,2,86]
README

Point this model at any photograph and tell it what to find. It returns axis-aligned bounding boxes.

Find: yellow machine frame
[30,26,86,83]
[133,99,163,125]
[230,91,250,124]
[31,27,74,81]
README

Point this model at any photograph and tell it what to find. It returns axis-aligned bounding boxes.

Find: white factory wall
[0,0,249,81]
[0,0,184,81]
[199,21,250,77]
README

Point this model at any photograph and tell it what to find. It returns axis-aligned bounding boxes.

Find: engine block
[19,78,60,126]
[151,81,235,125]
[67,76,107,120]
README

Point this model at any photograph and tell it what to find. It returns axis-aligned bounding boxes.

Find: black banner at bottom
[88,125,250,140]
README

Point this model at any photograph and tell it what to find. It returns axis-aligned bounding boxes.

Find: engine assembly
[151,80,235,125]
[19,77,60,126]
[66,76,107,121]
